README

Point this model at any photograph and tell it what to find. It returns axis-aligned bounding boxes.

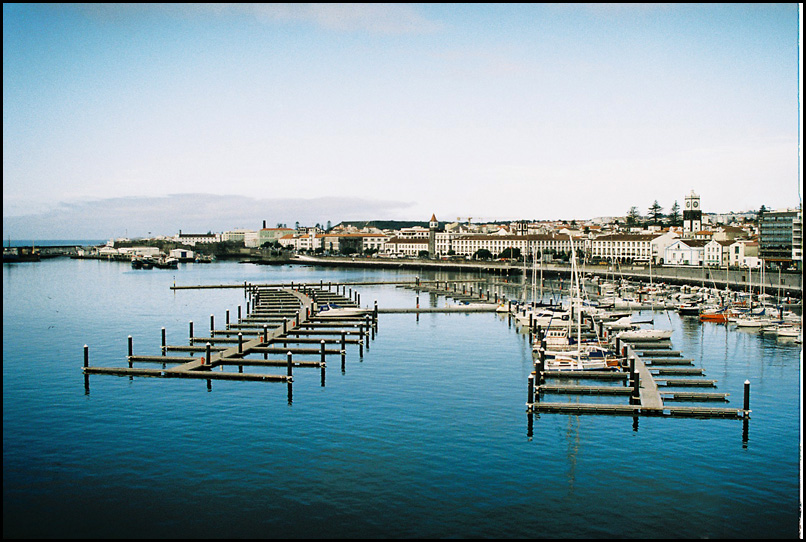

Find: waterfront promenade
[291,255,803,298]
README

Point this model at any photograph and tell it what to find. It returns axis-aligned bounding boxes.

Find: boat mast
[570,236,582,366]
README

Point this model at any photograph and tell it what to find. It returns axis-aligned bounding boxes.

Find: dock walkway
[528,333,748,419]
[83,284,377,387]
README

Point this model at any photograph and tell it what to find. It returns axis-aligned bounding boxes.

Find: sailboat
[533,236,617,371]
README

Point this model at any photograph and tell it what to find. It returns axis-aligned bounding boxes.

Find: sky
[3,3,802,239]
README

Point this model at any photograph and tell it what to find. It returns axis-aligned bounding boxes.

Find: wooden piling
[744,380,750,415]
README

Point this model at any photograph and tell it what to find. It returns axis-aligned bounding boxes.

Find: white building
[384,237,429,256]
[175,232,220,246]
[587,232,680,264]
[221,229,256,244]
[665,239,708,266]
[704,239,733,267]
[438,233,574,259]
[728,240,760,268]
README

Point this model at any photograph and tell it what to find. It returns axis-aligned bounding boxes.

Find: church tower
[428,214,438,258]
[683,190,702,235]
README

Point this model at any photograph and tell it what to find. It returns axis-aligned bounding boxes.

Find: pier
[83,283,379,390]
[526,330,749,419]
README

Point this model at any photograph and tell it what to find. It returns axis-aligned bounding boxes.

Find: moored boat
[615,328,673,341]
[317,303,369,317]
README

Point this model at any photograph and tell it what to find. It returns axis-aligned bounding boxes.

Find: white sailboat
[534,236,615,371]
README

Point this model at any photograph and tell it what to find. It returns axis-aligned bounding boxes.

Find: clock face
[693,201,699,208]
[686,201,691,208]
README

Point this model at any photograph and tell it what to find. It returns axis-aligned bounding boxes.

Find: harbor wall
[291,256,803,298]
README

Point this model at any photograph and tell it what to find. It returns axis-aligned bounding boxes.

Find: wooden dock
[527,334,750,420]
[83,283,377,388]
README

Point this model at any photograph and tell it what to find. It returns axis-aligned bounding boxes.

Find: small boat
[699,307,729,323]
[153,256,179,269]
[615,328,673,341]
[195,254,215,263]
[544,354,614,372]
[317,303,369,317]
[131,257,144,269]
[677,302,700,316]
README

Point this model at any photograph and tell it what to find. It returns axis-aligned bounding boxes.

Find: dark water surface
[3,258,801,538]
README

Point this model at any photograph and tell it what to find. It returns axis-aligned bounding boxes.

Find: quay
[291,255,802,298]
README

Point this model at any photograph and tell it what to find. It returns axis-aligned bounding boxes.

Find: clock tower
[683,190,702,235]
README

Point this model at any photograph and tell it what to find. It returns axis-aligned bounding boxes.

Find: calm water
[3,258,802,538]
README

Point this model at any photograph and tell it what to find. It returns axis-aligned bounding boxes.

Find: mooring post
[528,373,535,405]
[341,330,346,365]
[238,305,242,322]
[189,320,194,345]
[238,332,243,354]
[283,317,288,335]
[320,340,326,365]
[374,300,378,329]
[83,344,90,391]
[128,335,133,358]
[226,309,230,328]
[287,351,293,377]
[205,342,211,366]
[365,315,371,349]
[359,322,365,356]
[743,380,750,416]
[210,314,215,337]
[538,346,546,385]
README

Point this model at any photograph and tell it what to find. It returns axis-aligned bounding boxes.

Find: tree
[668,201,681,227]
[473,248,493,260]
[647,200,663,225]
[626,206,641,227]
[499,247,521,260]
[758,205,767,222]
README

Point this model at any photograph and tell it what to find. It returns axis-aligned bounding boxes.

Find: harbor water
[3,258,802,538]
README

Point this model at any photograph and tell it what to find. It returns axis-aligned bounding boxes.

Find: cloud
[3,194,415,240]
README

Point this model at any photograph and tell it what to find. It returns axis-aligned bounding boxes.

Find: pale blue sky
[3,3,802,238]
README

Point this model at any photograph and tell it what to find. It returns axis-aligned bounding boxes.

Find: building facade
[759,207,802,270]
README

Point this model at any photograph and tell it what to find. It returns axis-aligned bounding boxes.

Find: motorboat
[615,328,673,341]
[317,303,369,317]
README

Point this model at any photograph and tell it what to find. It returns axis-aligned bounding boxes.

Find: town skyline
[3,191,800,242]
[4,4,801,240]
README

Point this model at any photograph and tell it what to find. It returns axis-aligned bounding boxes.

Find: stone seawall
[290,255,803,298]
